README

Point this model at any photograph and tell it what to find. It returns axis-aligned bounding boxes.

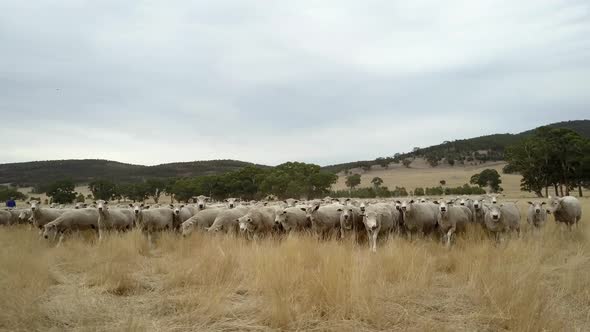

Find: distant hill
[2,120,588,188]
[0,159,269,187]
[322,120,590,173]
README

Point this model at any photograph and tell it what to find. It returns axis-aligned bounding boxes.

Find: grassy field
[1,198,589,331]
[333,160,530,197]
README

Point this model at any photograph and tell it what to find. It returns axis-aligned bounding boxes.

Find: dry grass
[1,198,589,332]
[333,160,534,197]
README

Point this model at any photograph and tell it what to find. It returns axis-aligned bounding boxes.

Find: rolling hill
[322,120,590,174]
[0,159,270,187]
[1,119,588,189]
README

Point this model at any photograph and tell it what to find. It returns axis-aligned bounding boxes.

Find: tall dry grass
[0,199,589,331]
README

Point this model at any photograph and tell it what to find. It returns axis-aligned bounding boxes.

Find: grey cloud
[1,0,589,165]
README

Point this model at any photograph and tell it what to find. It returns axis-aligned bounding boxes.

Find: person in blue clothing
[5,197,16,209]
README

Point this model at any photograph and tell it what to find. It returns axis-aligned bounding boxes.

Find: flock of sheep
[0,194,583,251]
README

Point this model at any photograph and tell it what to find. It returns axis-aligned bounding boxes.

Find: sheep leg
[446,229,454,248]
[374,231,379,252]
[56,231,66,247]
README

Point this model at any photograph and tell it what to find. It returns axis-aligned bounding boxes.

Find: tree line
[39,162,338,204]
[0,185,27,202]
[505,126,590,197]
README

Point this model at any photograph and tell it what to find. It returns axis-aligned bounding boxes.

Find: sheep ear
[433,201,439,205]
[300,208,307,212]
[527,201,533,205]
[541,202,546,205]
[313,205,320,212]
[129,204,133,208]
[409,200,414,204]
[337,208,343,212]
[395,200,401,204]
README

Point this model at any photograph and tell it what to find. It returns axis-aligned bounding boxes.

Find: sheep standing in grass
[170,204,195,230]
[302,203,343,239]
[434,200,470,247]
[337,205,363,240]
[237,207,277,239]
[131,204,174,243]
[275,207,310,234]
[29,200,68,230]
[360,203,394,253]
[527,201,547,229]
[484,203,520,242]
[208,206,249,234]
[397,200,438,239]
[42,209,99,246]
[95,200,134,241]
[547,196,582,230]
[182,208,223,237]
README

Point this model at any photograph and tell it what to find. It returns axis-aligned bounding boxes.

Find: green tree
[425,186,444,196]
[75,193,86,203]
[46,179,77,204]
[163,179,177,203]
[119,183,151,202]
[168,179,194,202]
[505,127,589,197]
[258,162,336,199]
[402,159,412,168]
[414,187,425,196]
[88,180,118,201]
[575,140,590,196]
[309,171,338,198]
[345,174,362,190]
[0,185,27,201]
[470,169,503,193]
[426,154,439,167]
[146,179,167,203]
[371,177,383,189]
[375,157,390,169]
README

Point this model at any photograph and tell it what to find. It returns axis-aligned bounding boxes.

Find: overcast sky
[1,1,589,166]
